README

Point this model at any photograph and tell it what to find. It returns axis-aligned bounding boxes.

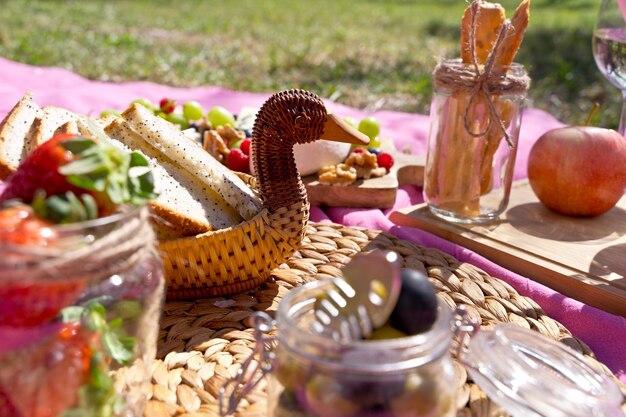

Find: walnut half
[345,150,386,179]
[318,164,357,186]
[203,130,230,163]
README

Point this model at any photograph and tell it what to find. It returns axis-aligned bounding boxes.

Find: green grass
[0,0,619,127]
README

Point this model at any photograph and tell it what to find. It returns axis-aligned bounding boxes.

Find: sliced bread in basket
[104,118,243,236]
[0,91,42,179]
[121,103,262,221]
[25,106,80,155]
[0,93,263,239]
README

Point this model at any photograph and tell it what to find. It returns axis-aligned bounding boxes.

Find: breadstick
[479,98,516,195]
[479,0,530,193]
[494,0,531,67]
[461,1,506,65]
[437,93,482,216]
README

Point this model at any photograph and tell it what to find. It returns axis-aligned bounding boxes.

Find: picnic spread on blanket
[1,1,625,416]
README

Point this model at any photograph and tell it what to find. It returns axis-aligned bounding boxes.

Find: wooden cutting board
[389,180,626,317]
[304,152,425,208]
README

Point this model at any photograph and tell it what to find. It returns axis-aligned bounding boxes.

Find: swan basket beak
[322,113,370,146]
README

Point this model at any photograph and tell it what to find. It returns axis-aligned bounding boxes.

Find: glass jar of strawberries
[0,133,164,417]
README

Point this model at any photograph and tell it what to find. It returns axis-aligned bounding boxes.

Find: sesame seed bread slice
[0,91,42,179]
[54,120,79,136]
[104,118,242,236]
[122,103,263,221]
[24,105,79,155]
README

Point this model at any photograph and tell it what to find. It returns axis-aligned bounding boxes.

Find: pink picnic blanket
[1,57,624,382]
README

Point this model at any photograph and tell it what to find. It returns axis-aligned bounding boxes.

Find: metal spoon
[311,250,401,341]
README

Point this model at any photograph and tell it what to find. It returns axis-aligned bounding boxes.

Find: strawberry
[0,133,157,221]
[0,385,21,417]
[0,204,85,327]
[239,138,251,156]
[0,204,57,247]
[0,276,86,327]
[376,152,394,172]
[0,322,95,417]
[159,98,176,114]
[227,148,250,173]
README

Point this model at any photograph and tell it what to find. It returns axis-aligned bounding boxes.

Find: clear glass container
[423,60,528,223]
[459,323,625,417]
[0,206,164,417]
[220,280,457,417]
[270,279,456,417]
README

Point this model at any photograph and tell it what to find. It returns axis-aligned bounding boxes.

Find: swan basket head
[252,89,369,212]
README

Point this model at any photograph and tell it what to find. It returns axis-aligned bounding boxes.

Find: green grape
[358,116,381,140]
[100,109,121,118]
[367,136,382,149]
[112,300,142,320]
[131,98,159,113]
[166,112,190,129]
[207,105,236,127]
[343,116,358,128]
[229,138,244,149]
[183,100,205,121]
[351,135,380,150]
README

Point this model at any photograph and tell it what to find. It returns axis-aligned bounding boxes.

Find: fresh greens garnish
[57,135,158,209]
[69,299,136,366]
[33,191,99,223]
[60,299,138,417]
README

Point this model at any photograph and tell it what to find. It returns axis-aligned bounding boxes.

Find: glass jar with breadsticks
[423,0,531,223]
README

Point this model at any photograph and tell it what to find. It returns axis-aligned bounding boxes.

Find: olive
[388,372,443,417]
[368,324,407,340]
[275,389,309,417]
[389,268,438,335]
[304,374,361,417]
[274,348,310,391]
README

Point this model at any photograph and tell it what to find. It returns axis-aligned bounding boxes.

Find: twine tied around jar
[433,1,530,147]
[0,208,156,281]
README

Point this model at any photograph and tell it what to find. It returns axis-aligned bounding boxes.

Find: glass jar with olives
[220,276,456,417]
[270,279,456,417]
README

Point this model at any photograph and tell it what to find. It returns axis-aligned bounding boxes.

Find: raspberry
[352,147,365,154]
[159,98,176,114]
[377,152,394,172]
[227,148,250,173]
[239,138,252,156]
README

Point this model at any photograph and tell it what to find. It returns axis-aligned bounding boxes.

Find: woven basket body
[159,90,333,299]
[160,202,309,299]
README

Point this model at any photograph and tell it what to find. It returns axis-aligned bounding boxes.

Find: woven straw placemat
[141,222,626,417]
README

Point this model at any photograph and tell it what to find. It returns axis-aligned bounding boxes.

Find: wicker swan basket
[158,90,368,300]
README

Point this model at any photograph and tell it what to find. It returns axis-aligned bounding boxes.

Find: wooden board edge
[305,182,397,208]
[389,208,626,317]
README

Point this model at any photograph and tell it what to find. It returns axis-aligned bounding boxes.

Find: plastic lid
[462,324,624,417]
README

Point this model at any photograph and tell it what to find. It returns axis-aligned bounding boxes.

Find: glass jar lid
[460,322,625,417]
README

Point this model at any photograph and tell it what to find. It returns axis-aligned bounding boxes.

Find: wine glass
[593,0,626,135]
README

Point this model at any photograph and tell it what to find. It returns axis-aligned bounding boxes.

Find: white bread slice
[0,91,42,178]
[122,103,262,220]
[104,118,242,235]
[54,120,79,136]
[25,106,78,155]
[95,114,119,129]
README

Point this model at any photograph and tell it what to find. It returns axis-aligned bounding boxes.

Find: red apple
[527,126,626,216]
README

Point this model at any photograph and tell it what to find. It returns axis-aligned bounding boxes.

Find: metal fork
[310,250,401,341]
